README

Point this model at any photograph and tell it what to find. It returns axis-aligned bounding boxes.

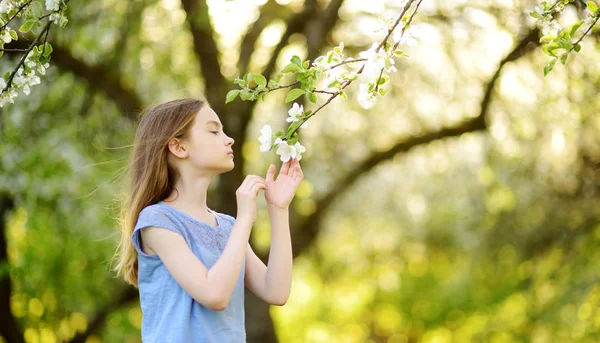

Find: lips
[227,152,234,156]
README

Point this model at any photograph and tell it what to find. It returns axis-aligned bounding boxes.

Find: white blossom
[258,125,273,152]
[0,29,12,44]
[286,102,308,129]
[49,12,61,24]
[293,142,306,160]
[357,83,377,109]
[274,138,295,162]
[46,0,60,11]
[542,19,561,35]
[394,24,421,47]
[273,138,306,162]
[359,42,396,80]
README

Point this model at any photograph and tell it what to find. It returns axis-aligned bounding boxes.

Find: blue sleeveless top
[131,201,246,343]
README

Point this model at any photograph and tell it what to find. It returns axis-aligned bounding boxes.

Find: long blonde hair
[113,98,206,287]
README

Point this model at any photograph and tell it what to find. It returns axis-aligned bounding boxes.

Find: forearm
[208,217,253,307]
[264,205,292,304]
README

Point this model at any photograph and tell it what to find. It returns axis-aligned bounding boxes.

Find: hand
[264,157,304,211]
[235,175,267,224]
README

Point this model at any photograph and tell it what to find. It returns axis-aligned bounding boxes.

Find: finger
[251,182,267,195]
[294,159,304,179]
[266,164,275,183]
[280,159,291,176]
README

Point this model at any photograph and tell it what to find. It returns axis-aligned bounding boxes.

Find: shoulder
[135,203,177,231]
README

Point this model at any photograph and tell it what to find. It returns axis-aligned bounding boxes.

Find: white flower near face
[286,102,308,129]
[0,78,6,90]
[542,19,561,35]
[293,142,306,161]
[357,83,376,109]
[258,125,273,152]
[274,138,296,162]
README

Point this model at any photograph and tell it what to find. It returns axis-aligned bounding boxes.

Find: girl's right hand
[235,175,267,224]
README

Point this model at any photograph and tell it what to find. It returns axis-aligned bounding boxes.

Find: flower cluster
[0,0,68,106]
[0,49,48,106]
[258,121,307,162]
[226,0,424,160]
[529,0,600,75]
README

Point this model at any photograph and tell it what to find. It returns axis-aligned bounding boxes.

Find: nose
[226,136,234,146]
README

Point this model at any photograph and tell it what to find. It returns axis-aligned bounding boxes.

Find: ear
[167,137,188,159]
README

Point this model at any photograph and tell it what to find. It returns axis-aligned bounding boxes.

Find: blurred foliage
[0,0,599,342]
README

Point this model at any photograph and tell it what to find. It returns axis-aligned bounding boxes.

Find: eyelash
[211,131,219,135]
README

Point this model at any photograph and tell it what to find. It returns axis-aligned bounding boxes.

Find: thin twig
[571,15,600,49]
[288,0,420,138]
[0,0,33,33]
[2,20,51,92]
[268,81,300,91]
[327,58,367,70]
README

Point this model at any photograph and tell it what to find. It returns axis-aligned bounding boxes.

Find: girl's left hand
[264,158,304,210]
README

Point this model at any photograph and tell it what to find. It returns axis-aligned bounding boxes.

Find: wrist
[267,204,288,213]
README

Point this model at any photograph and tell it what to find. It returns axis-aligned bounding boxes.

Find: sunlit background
[1,0,599,342]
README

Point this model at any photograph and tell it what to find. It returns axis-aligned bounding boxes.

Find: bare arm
[142,216,253,311]
[244,206,292,305]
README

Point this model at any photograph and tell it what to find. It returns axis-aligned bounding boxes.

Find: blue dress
[131,201,246,342]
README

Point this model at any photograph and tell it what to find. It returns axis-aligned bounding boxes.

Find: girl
[112,98,303,342]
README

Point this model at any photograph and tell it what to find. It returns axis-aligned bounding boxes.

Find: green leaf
[43,42,53,57]
[560,53,568,65]
[539,34,557,43]
[249,73,267,87]
[9,30,17,41]
[282,63,301,73]
[267,80,278,88]
[394,49,408,57]
[19,20,36,33]
[377,75,390,86]
[574,43,581,52]
[225,90,240,104]
[378,88,387,96]
[569,20,584,36]
[291,55,302,68]
[4,72,10,81]
[274,73,283,83]
[544,59,556,76]
[240,90,252,101]
[339,90,347,99]
[285,88,305,103]
[588,1,598,13]
[32,1,43,17]
[59,17,68,28]
[307,91,317,103]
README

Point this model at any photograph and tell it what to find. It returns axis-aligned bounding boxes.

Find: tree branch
[237,0,290,76]
[180,0,227,109]
[0,193,23,343]
[290,27,542,259]
[4,39,142,118]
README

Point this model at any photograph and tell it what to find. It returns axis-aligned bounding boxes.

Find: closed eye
[211,131,219,135]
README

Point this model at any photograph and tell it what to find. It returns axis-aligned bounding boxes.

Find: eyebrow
[205,120,223,129]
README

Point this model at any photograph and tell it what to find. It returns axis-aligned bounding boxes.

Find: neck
[164,172,213,211]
